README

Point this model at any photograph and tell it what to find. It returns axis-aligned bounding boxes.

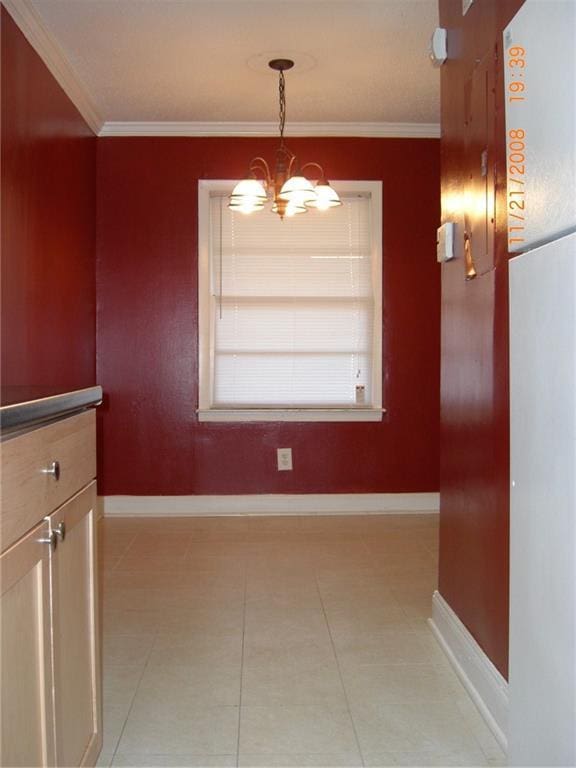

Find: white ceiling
[24,0,440,131]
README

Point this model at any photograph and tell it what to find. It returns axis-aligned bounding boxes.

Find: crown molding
[2,0,104,135]
[98,120,441,139]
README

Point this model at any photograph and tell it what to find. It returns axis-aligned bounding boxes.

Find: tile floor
[97,514,506,768]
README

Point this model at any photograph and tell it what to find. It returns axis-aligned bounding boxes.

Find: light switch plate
[437,222,455,262]
[430,28,447,66]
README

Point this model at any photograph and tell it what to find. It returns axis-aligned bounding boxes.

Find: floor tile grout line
[106,635,157,767]
[359,531,425,638]
[235,560,249,767]
[313,570,366,767]
[108,532,139,573]
[101,533,161,768]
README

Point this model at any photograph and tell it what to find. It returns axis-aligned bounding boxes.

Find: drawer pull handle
[39,531,58,551]
[42,461,60,480]
[55,521,66,542]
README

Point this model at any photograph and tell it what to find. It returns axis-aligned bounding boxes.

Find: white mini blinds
[198,180,383,421]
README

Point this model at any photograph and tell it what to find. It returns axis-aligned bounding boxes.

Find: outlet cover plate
[277,448,293,471]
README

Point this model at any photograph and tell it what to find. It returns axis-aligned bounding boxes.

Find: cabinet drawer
[0,410,96,553]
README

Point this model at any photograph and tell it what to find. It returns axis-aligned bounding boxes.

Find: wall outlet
[277,448,293,471]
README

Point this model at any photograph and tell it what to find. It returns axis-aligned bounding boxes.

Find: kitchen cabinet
[0,518,56,767]
[50,481,101,767]
[0,399,102,768]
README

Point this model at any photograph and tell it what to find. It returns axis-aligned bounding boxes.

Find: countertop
[0,386,103,432]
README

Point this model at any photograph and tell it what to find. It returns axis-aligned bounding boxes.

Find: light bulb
[278,175,317,205]
[229,199,265,214]
[229,178,267,213]
[272,200,307,217]
[306,183,342,210]
[229,178,267,201]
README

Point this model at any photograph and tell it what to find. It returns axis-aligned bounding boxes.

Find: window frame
[198,179,384,422]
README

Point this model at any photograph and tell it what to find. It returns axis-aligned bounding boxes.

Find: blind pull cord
[219,195,223,320]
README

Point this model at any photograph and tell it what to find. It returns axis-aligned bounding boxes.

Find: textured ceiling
[30,0,440,125]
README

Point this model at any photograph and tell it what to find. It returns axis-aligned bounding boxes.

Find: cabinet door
[50,482,102,768]
[0,520,56,768]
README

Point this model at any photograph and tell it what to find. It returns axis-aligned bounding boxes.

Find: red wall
[1,8,96,398]
[438,0,525,679]
[97,137,440,495]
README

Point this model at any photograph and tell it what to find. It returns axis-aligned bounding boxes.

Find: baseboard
[429,591,508,752]
[96,495,105,521]
[101,492,439,517]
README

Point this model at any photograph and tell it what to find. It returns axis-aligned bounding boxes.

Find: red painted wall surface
[97,137,440,495]
[438,0,525,678]
[1,8,96,399]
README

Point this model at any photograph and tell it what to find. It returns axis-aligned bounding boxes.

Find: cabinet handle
[42,460,61,480]
[39,531,58,551]
[55,521,66,542]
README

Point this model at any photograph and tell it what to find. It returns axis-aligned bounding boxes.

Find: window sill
[197,408,385,423]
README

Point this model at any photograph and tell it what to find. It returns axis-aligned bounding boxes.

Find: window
[198,180,383,422]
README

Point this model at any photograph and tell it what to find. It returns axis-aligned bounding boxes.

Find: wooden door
[0,520,56,767]
[50,482,102,767]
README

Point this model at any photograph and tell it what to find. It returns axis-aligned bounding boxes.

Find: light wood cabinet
[51,482,101,768]
[0,409,101,768]
[0,519,56,768]
[1,410,96,552]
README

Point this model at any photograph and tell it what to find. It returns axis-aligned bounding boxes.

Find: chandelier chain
[278,70,286,142]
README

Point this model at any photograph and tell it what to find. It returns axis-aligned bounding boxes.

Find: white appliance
[507,2,576,765]
[509,232,576,765]
[504,0,576,253]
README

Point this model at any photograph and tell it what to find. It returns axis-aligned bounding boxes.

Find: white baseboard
[429,591,508,752]
[101,492,439,517]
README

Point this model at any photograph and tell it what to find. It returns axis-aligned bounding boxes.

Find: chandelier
[229,59,342,219]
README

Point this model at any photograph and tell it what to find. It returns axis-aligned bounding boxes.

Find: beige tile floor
[96,514,505,768]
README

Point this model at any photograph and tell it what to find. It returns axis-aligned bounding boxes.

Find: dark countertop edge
[0,386,103,433]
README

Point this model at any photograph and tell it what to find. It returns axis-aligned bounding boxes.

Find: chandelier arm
[300,162,327,181]
[287,154,298,177]
[248,157,272,183]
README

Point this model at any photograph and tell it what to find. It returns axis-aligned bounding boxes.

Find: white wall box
[0,408,101,767]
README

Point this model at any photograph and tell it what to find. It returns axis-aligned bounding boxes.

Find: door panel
[50,482,101,767]
[0,520,56,767]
